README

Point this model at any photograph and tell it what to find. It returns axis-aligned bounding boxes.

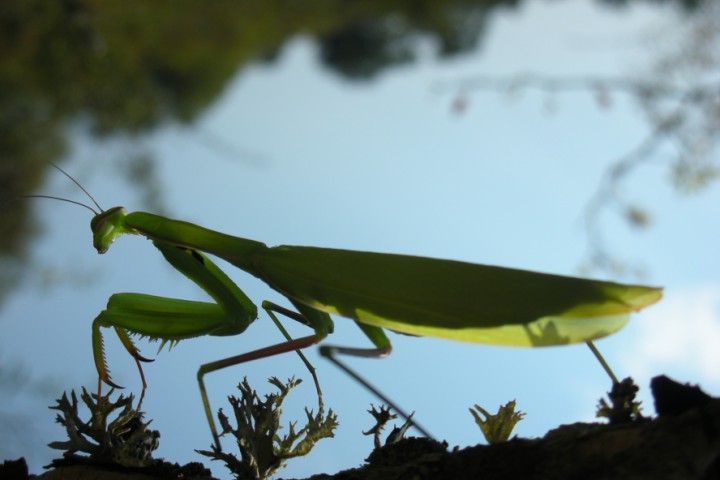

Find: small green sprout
[470,400,525,444]
[197,377,338,480]
[48,388,159,467]
[596,377,643,424]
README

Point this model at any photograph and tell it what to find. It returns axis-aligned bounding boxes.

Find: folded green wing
[253,246,662,347]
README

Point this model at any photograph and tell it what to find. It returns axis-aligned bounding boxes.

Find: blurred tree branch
[433,1,720,277]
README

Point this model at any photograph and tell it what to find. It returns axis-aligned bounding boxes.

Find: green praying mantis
[37,164,662,449]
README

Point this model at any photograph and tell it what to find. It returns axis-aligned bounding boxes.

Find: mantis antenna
[17,162,102,215]
[47,162,104,212]
[20,195,99,215]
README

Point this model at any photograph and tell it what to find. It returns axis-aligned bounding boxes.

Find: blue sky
[2,1,719,478]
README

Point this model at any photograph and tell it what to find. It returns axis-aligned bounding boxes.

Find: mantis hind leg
[318,320,435,440]
[586,340,619,384]
[197,301,329,450]
[262,301,323,402]
[318,342,435,441]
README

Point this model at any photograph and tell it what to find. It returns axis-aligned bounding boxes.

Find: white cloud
[622,285,720,384]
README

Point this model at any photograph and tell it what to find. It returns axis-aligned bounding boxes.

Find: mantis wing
[252,246,662,347]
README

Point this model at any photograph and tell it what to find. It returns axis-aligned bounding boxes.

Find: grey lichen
[48,388,159,467]
[197,377,338,480]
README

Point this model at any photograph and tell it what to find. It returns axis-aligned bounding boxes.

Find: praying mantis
[38,165,662,449]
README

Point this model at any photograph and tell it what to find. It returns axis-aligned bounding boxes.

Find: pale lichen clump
[49,388,160,467]
[197,377,338,480]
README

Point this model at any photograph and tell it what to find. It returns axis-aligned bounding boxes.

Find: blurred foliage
[434,0,718,278]
[0,0,706,163]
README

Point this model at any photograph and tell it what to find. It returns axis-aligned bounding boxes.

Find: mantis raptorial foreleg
[96,324,154,406]
[92,241,328,449]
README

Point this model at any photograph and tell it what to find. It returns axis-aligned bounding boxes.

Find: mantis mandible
[40,165,663,449]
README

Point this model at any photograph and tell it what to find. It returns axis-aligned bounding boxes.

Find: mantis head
[91,206,134,254]
[26,164,136,254]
